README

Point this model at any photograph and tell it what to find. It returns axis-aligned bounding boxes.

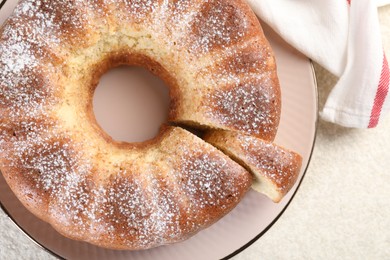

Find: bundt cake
[0,0,300,250]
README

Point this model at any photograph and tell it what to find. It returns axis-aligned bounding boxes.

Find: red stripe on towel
[368,54,390,128]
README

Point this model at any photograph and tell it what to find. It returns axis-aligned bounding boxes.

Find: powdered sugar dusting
[206,73,279,137]
[0,0,87,121]
[0,120,94,233]
[187,0,250,54]
[0,28,45,118]
[178,152,242,209]
[88,168,184,248]
[114,0,160,22]
[164,0,204,44]
[13,0,61,48]
[5,130,91,194]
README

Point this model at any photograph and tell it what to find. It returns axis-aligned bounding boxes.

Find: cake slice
[204,130,302,202]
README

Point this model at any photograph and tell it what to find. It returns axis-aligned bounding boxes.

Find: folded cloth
[247,0,390,128]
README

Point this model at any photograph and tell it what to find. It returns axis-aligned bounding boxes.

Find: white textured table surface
[1,5,389,260]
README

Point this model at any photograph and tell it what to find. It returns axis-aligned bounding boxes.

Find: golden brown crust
[0,0,285,250]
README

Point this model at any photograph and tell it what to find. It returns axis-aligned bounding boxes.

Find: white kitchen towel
[247,0,390,128]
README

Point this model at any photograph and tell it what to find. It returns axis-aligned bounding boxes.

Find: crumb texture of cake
[0,0,296,250]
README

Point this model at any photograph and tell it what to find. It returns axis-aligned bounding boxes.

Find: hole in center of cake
[93,66,170,142]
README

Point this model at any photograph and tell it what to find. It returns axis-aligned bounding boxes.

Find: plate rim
[0,0,6,10]
[0,0,319,258]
